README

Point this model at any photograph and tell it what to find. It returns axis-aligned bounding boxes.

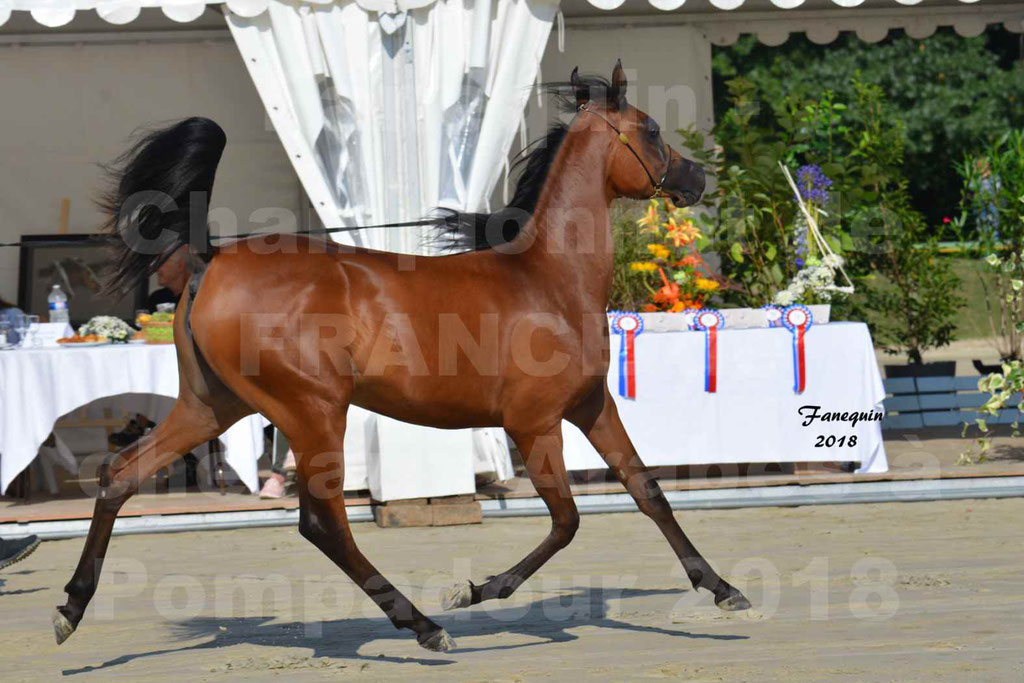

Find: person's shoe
[0,535,41,570]
[282,449,296,473]
[259,476,285,499]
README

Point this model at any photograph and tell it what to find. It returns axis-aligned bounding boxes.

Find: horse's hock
[372,495,483,528]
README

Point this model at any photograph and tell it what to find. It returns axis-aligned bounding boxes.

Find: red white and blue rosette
[612,312,644,400]
[694,308,724,393]
[762,304,784,328]
[782,304,813,394]
[681,308,698,331]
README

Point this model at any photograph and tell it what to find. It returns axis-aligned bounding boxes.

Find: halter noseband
[577,101,671,199]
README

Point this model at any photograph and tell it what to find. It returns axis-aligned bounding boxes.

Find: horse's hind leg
[54,392,248,644]
[570,388,750,611]
[286,408,454,652]
[443,422,578,609]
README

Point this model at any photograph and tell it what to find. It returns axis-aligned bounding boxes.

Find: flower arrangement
[627,199,720,312]
[773,255,845,306]
[793,164,832,267]
[78,316,134,343]
[771,164,850,307]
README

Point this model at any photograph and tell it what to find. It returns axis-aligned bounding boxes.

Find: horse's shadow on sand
[62,586,748,675]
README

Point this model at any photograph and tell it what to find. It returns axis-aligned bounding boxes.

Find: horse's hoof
[418,628,456,652]
[53,610,76,645]
[715,588,752,612]
[441,581,473,611]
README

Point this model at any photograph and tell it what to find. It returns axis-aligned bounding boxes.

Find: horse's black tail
[100,117,226,297]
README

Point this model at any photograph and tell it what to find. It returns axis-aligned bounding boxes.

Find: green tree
[713,27,1024,229]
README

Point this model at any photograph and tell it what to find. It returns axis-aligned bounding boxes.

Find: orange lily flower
[637,201,660,231]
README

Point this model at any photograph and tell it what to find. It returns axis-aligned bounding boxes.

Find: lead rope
[0,217,446,249]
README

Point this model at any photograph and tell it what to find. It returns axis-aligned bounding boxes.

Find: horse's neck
[518,128,615,311]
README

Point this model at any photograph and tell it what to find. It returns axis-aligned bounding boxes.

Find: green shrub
[956,130,1024,359]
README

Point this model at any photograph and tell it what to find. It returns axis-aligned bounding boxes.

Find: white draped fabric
[225,0,558,244]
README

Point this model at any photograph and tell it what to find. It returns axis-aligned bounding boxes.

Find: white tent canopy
[1,0,1012,29]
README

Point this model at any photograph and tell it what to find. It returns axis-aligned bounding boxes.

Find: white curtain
[226,0,557,249]
[225,0,556,489]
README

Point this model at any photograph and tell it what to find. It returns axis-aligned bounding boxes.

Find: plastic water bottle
[48,284,69,323]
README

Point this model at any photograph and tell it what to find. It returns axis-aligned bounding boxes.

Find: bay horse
[54,62,750,652]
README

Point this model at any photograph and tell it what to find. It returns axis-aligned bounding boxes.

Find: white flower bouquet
[78,316,134,343]
[773,255,845,306]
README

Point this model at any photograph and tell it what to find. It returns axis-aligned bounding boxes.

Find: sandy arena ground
[2,498,1023,681]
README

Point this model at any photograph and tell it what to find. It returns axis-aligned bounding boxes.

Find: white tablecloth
[563,322,888,474]
[0,344,267,494]
[1,322,886,496]
[0,344,512,499]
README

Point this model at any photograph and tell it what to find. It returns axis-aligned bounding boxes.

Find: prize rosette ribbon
[694,309,724,393]
[612,312,644,400]
[681,308,698,331]
[762,304,784,328]
[782,304,813,394]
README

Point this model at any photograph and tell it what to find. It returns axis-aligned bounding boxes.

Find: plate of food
[57,334,108,347]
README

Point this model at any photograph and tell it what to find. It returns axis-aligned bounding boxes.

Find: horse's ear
[570,66,588,110]
[610,59,627,110]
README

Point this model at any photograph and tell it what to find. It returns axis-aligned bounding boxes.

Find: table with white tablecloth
[0,344,270,494]
[1,321,886,498]
[0,344,513,499]
[562,322,888,474]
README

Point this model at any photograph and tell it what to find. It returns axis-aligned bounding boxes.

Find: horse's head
[570,61,705,206]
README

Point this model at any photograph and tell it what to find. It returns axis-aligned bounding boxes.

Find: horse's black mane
[432,76,613,252]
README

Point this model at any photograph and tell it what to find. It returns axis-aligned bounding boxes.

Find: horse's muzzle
[664,156,705,206]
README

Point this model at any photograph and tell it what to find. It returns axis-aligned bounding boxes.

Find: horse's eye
[647,121,660,138]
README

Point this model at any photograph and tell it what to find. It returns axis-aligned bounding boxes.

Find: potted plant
[838,81,963,377]
[955,130,1024,372]
[678,79,876,314]
[861,216,962,377]
[963,359,1024,463]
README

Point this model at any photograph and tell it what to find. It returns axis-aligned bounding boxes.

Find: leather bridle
[578,101,671,199]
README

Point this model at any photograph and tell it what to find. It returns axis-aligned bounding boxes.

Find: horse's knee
[298,513,327,546]
[551,509,580,549]
[298,507,347,551]
[630,476,673,522]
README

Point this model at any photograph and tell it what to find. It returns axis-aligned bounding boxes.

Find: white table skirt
[0,344,269,494]
[2,322,885,495]
[563,322,888,474]
[0,344,513,498]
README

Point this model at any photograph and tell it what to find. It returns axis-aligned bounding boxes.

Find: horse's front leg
[570,388,751,611]
[442,421,579,609]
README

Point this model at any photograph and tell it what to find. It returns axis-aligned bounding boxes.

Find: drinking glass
[14,312,29,348]
[27,314,41,348]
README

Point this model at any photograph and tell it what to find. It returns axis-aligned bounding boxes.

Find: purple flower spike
[796,164,832,205]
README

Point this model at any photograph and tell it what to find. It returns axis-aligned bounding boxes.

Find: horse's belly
[351,376,502,430]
